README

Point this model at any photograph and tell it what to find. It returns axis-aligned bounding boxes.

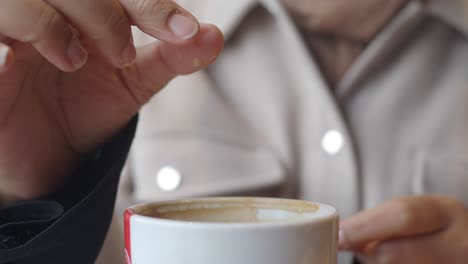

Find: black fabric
[0,201,64,249]
[0,116,137,264]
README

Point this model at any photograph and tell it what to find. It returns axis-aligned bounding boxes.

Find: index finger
[339,196,452,250]
[0,0,83,72]
[46,0,135,67]
[119,0,199,42]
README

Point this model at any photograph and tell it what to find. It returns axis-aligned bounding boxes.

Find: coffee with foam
[135,197,331,223]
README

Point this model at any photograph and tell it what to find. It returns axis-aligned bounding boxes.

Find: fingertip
[63,37,88,72]
[118,35,137,68]
[168,13,200,40]
[0,45,14,74]
[338,228,350,250]
[196,24,224,62]
[141,22,224,79]
[198,24,224,45]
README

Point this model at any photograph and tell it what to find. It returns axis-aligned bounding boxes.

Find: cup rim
[126,197,339,229]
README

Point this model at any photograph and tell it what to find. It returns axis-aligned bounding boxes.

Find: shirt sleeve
[0,116,138,264]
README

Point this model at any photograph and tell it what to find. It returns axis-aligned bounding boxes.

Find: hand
[339,195,468,263]
[0,0,224,202]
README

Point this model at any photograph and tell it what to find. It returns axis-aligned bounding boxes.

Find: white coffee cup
[124,197,338,264]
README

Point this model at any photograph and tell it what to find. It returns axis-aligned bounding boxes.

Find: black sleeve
[0,116,138,264]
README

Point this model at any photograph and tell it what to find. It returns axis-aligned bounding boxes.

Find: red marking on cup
[124,209,135,264]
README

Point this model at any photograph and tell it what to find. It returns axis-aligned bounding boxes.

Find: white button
[321,130,344,155]
[156,166,182,192]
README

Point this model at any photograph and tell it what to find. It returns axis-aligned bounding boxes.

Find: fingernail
[67,37,88,70]
[338,229,348,249]
[168,13,199,39]
[121,35,136,67]
[0,46,9,68]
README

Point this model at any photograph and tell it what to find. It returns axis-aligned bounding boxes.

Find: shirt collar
[427,0,468,37]
[196,0,467,39]
[195,0,259,39]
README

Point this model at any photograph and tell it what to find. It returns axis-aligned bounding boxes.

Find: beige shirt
[98,0,468,263]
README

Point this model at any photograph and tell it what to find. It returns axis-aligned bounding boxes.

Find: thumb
[339,196,453,251]
[119,24,224,105]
